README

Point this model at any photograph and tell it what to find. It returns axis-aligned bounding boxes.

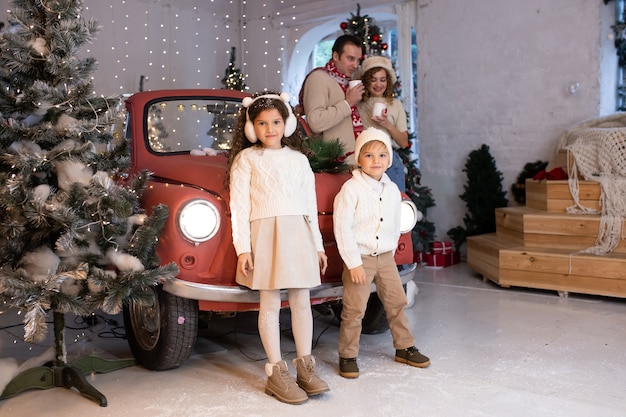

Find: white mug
[348,79,362,89]
[372,102,387,117]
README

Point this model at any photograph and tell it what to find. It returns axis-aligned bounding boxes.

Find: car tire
[123,285,198,371]
[361,292,389,334]
[330,292,390,335]
[332,283,410,335]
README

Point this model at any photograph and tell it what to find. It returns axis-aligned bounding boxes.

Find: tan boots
[293,354,330,396]
[264,355,330,404]
[265,360,308,404]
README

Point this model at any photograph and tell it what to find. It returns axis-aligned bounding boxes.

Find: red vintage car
[121,89,419,370]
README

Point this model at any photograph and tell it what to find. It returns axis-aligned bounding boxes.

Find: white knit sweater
[333,170,402,269]
[229,146,324,255]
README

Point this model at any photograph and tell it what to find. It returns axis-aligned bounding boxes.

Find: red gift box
[431,241,453,254]
[426,253,447,268]
[413,251,426,264]
[426,251,461,268]
[450,251,461,265]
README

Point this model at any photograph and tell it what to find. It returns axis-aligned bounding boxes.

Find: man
[299,34,365,162]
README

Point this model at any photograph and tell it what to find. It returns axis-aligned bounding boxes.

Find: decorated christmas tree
[341,3,388,56]
[221,46,247,91]
[397,144,436,252]
[342,4,436,252]
[0,0,177,403]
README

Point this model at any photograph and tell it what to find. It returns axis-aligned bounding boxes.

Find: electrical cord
[232,306,339,362]
[0,310,128,353]
[2,304,341,363]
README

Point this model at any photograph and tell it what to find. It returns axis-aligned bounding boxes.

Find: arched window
[284,9,419,164]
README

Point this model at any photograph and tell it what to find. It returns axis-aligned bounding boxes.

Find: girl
[357,56,409,192]
[226,91,330,405]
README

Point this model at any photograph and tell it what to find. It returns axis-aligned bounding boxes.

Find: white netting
[547,112,626,171]
[566,127,626,254]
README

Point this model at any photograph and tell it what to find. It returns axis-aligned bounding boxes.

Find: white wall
[416,0,613,239]
[0,0,616,242]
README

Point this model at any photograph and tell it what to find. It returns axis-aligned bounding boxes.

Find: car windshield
[146,98,242,153]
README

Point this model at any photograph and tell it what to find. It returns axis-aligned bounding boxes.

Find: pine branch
[127,203,169,267]
[304,136,350,173]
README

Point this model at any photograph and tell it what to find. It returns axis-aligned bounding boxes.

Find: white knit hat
[354,127,393,167]
[360,56,396,84]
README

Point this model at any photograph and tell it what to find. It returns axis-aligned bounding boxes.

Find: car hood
[142,153,230,197]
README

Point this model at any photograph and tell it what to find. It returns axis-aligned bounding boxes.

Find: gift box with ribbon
[431,240,453,254]
[413,251,427,264]
[426,251,461,268]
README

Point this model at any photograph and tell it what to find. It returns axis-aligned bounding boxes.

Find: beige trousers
[338,251,415,359]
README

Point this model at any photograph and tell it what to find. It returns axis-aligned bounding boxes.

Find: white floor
[0,262,625,417]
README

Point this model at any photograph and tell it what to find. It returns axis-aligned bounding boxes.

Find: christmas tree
[341,3,388,56]
[447,144,508,251]
[221,46,247,91]
[397,144,436,252]
[0,0,177,400]
[342,4,436,252]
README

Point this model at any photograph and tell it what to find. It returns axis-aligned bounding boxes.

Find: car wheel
[123,285,198,371]
[361,292,389,334]
[330,292,391,335]
[332,283,410,335]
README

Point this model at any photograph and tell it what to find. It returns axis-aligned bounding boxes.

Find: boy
[333,127,430,378]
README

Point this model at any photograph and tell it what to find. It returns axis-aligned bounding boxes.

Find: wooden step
[499,247,626,298]
[466,233,520,285]
[467,178,626,298]
[495,206,626,253]
[467,233,626,298]
[525,179,600,212]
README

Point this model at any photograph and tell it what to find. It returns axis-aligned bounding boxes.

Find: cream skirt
[235,215,322,290]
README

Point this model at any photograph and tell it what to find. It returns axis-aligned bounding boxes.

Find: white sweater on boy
[333,169,402,270]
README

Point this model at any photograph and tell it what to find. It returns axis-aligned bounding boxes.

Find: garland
[304,136,351,173]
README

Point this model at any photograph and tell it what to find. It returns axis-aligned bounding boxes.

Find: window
[611,0,626,110]
[313,39,334,68]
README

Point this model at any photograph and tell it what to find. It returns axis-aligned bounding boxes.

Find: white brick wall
[416,0,613,241]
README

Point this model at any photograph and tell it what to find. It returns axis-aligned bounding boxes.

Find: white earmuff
[242,97,257,143]
[279,92,297,137]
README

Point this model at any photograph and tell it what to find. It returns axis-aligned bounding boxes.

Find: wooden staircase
[467,179,626,298]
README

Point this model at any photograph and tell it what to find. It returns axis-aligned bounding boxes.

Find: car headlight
[178,199,220,243]
[400,199,421,234]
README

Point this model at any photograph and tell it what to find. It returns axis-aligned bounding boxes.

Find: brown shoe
[395,347,431,368]
[293,355,330,395]
[265,361,308,404]
[339,357,359,378]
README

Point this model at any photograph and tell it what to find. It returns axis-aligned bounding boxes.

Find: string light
[78,1,303,94]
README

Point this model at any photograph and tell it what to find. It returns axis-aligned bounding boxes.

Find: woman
[357,56,409,192]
